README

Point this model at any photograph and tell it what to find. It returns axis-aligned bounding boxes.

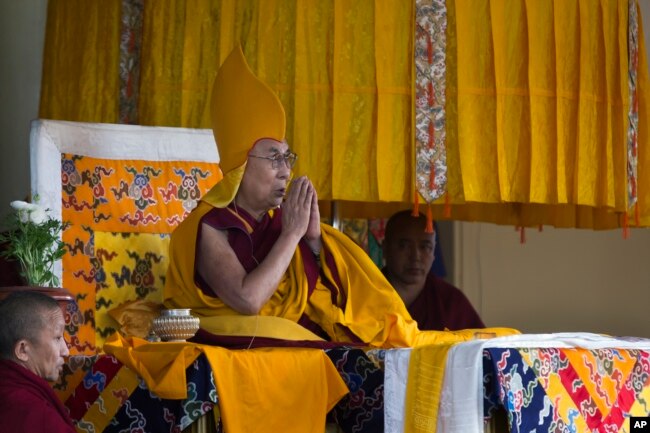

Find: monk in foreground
[0,291,74,433]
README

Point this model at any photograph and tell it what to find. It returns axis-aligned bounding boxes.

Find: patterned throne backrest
[30,120,220,354]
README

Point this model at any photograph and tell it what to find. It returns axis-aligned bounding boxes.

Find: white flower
[29,208,48,225]
[1,199,66,287]
[12,201,32,222]
[11,201,47,225]
[10,200,36,211]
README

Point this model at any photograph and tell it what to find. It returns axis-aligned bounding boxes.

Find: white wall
[0,0,48,221]
[455,224,650,337]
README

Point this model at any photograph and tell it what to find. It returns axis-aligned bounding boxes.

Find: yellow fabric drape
[103,333,349,433]
[103,334,203,399]
[163,203,519,348]
[39,0,415,207]
[39,0,650,227]
[201,346,348,433]
[39,0,121,122]
[403,343,456,433]
[435,0,650,228]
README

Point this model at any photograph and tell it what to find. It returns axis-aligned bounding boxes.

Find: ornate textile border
[119,0,144,124]
[627,0,639,217]
[414,0,447,203]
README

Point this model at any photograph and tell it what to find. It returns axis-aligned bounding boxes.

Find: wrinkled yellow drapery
[40,0,122,122]
[103,333,349,433]
[439,0,650,229]
[40,0,415,208]
[39,0,650,228]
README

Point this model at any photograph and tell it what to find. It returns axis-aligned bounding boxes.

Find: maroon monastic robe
[192,205,364,348]
[407,273,485,331]
[0,358,75,433]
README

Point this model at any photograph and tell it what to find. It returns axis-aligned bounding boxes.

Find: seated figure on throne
[163,45,515,348]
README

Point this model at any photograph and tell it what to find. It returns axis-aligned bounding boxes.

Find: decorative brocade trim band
[119,0,144,125]
[414,0,447,204]
[627,0,639,215]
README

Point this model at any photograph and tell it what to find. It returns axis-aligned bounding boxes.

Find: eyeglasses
[248,151,298,170]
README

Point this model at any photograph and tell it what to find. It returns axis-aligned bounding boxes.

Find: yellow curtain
[433,0,650,229]
[39,0,121,122]
[39,0,650,227]
[40,0,414,208]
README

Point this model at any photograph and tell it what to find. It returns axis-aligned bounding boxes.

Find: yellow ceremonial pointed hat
[202,45,286,207]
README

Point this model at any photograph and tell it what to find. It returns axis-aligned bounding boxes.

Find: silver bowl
[150,309,200,342]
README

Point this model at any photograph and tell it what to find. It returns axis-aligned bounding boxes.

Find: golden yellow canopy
[39,0,650,228]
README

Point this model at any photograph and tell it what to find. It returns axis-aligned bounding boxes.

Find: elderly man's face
[239,139,292,211]
[24,308,69,381]
[384,222,436,288]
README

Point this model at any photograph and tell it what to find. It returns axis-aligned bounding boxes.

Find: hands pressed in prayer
[281,176,314,240]
[281,176,322,253]
[304,179,321,250]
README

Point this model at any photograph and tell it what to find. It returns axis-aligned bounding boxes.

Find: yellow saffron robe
[163,202,517,348]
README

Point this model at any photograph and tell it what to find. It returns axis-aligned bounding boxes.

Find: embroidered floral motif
[60,153,217,351]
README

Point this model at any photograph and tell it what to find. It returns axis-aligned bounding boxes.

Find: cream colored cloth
[384,348,413,433]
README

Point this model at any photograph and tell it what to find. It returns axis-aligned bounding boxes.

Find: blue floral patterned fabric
[326,348,385,433]
[66,354,217,433]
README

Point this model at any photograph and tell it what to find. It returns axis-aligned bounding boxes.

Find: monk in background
[383,210,485,331]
